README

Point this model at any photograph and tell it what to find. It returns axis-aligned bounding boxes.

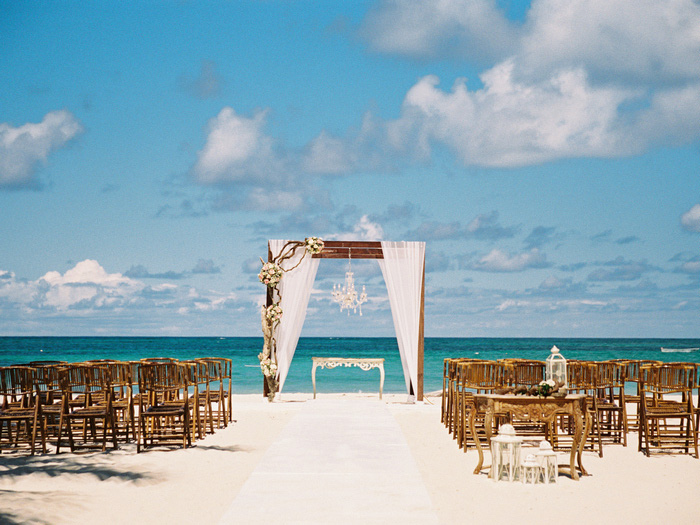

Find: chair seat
[0,407,36,419]
[68,407,110,418]
[646,405,692,416]
[142,405,187,417]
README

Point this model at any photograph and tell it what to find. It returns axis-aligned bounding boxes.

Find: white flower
[258,262,283,287]
[305,237,324,255]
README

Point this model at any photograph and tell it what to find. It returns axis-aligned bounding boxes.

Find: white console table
[311,357,385,399]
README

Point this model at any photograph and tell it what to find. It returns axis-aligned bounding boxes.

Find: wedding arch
[260,240,426,401]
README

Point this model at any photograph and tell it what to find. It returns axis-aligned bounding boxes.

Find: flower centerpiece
[536,379,556,397]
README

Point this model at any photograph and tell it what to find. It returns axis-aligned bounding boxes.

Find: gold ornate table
[312,357,385,399]
[469,393,591,480]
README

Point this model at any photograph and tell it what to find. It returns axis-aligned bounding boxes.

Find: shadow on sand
[0,451,153,482]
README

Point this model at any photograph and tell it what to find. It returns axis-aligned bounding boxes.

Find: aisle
[219,398,439,524]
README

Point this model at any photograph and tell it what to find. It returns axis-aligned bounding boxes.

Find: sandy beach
[2,393,699,525]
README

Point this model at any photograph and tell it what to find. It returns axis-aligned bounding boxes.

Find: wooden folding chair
[457,361,511,451]
[33,363,64,442]
[137,363,191,452]
[0,367,46,455]
[181,360,209,440]
[56,365,118,453]
[561,361,603,457]
[95,361,136,443]
[613,359,662,432]
[638,363,697,457]
[594,361,627,447]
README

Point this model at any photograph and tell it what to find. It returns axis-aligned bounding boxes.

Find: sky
[1,0,699,338]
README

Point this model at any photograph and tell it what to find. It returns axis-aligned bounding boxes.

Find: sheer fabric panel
[379,241,425,395]
[268,240,319,392]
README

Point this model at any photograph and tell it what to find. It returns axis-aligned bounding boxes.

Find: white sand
[2,393,699,524]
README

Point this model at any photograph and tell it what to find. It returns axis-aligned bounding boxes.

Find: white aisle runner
[219,399,439,524]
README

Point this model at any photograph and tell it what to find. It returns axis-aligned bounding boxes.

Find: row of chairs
[0,357,233,455]
[441,358,698,459]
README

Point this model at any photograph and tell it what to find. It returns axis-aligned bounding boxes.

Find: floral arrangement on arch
[257,237,324,401]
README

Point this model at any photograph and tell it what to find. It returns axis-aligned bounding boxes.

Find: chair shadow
[194,444,248,453]
[0,511,28,525]
[0,453,155,482]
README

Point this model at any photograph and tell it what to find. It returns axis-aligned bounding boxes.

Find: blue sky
[1,0,699,338]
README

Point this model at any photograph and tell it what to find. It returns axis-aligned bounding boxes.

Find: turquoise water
[1,337,699,394]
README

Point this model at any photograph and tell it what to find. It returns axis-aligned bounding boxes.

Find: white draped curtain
[268,240,320,392]
[378,241,425,395]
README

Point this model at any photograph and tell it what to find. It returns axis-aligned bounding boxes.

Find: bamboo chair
[195,358,229,429]
[441,358,451,426]
[181,360,208,440]
[562,361,603,457]
[613,359,662,432]
[33,363,65,441]
[505,360,548,437]
[0,367,46,455]
[507,360,546,389]
[137,363,191,452]
[593,361,627,447]
[56,365,118,453]
[638,363,697,457]
[95,361,135,443]
[457,361,511,452]
[443,358,482,435]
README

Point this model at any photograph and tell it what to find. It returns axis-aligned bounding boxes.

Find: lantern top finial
[550,345,560,354]
[498,423,517,436]
[539,440,553,452]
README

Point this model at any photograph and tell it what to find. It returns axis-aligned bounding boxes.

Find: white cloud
[392,66,635,167]
[193,107,281,185]
[0,110,83,188]
[681,204,700,232]
[331,215,385,241]
[303,131,356,174]
[360,0,519,63]
[39,259,144,310]
[520,0,700,85]
[355,0,700,167]
[0,260,242,317]
[244,187,305,212]
[677,260,700,274]
[470,248,549,272]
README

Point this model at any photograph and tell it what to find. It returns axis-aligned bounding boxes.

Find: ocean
[1,337,699,395]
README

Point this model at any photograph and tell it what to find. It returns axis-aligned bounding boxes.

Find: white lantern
[521,454,541,485]
[536,440,558,484]
[490,424,523,482]
[545,345,568,390]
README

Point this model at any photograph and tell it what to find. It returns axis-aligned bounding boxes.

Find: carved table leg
[577,410,591,477]
[570,405,582,481]
[470,406,483,474]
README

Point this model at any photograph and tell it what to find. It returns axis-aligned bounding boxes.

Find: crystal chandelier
[331,250,367,315]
